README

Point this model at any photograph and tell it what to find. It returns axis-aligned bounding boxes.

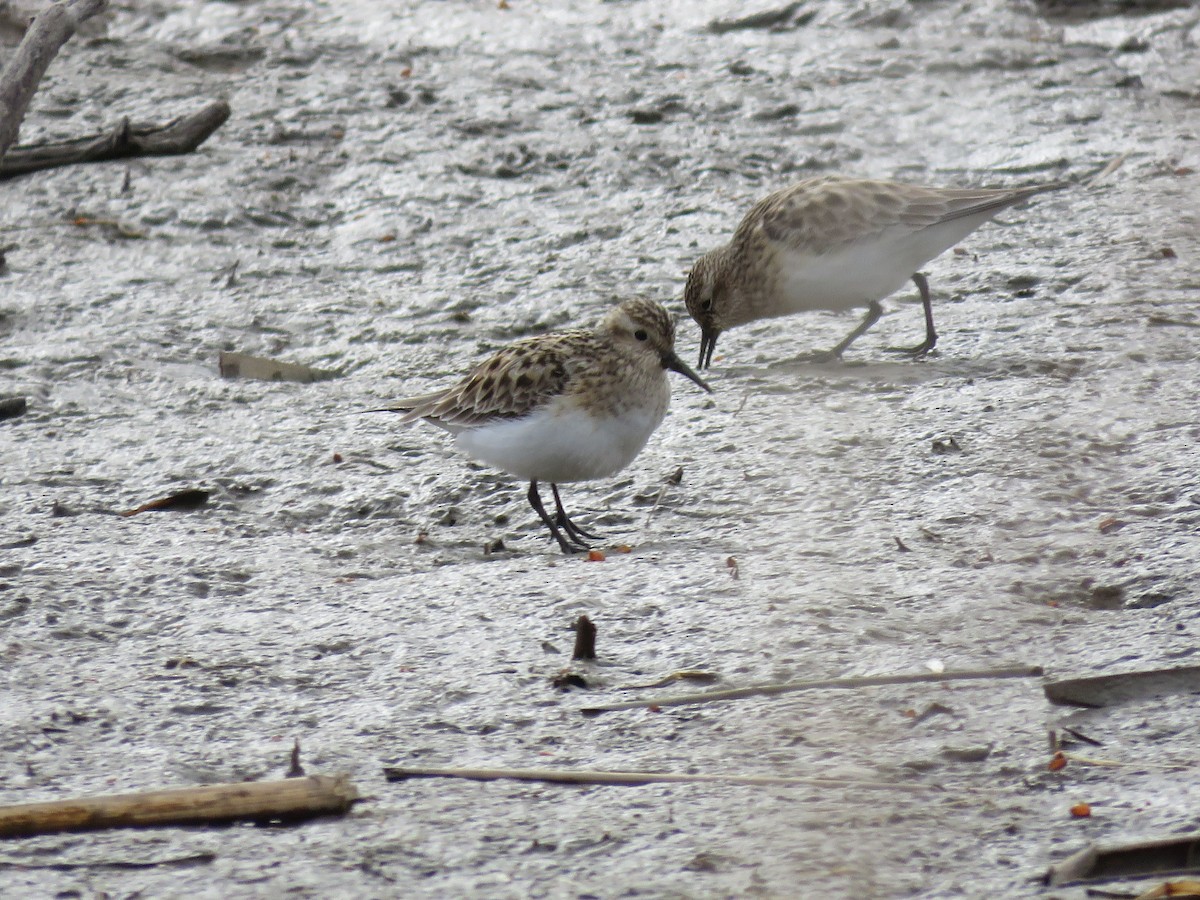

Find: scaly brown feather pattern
[746,175,1066,257]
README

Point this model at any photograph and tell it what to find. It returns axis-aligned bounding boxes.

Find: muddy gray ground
[2,0,1200,897]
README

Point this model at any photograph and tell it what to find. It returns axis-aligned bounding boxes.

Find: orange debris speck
[1048,752,1067,772]
[586,550,606,562]
[1070,802,1091,818]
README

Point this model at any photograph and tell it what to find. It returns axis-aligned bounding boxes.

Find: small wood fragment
[1044,664,1200,708]
[1148,316,1200,329]
[582,665,1044,716]
[218,350,337,384]
[0,775,359,839]
[707,1,810,34]
[120,489,210,517]
[0,396,27,420]
[571,615,596,660]
[382,765,936,792]
[1135,881,1200,900]
[1046,832,1200,886]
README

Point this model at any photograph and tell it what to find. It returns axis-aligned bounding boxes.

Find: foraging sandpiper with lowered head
[684,175,1067,367]
[377,298,711,554]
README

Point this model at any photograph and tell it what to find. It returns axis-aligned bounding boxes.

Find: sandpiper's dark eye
[634,329,648,341]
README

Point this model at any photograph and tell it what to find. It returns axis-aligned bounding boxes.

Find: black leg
[527,480,584,554]
[551,483,599,543]
[825,300,883,360]
[887,272,938,357]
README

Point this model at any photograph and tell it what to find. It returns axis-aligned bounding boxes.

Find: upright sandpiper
[377,298,711,553]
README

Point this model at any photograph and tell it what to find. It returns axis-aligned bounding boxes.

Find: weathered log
[0,0,109,160]
[0,100,230,179]
[0,775,360,839]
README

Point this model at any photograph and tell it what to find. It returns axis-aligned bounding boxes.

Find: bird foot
[885,341,937,358]
[554,536,590,555]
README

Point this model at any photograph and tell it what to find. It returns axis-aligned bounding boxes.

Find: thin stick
[0,775,359,839]
[1085,152,1128,188]
[383,765,937,792]
[581,665,1044,715]
[0,0,109,161]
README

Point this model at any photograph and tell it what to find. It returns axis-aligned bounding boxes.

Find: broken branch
[0,100,231,179]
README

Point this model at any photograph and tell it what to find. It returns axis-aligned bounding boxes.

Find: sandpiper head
[603,298,711,393]
[684,252,723,370]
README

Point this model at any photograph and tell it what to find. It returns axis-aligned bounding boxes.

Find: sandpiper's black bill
[698,327,719,370]
[663,350,712,393]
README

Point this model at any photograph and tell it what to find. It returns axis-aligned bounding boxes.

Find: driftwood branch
[384,765,938,792]
[580,665,1044,716]
[0,775,359,839]
[0,99,230,179]
[0,0,109,160]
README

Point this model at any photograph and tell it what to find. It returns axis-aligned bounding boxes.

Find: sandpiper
[685,175,1067,367]
[377,298,711,553]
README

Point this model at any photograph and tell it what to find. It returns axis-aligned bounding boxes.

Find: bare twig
[1085,152,1128,188]
[383,765,937,792]
[0,100,231,179]
[0,851,216,871]
[0,0,109,161]
[0,775,359,838]
[581,665,1044,716]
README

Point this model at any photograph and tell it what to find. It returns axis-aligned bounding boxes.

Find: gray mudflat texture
[3,1,1199,897]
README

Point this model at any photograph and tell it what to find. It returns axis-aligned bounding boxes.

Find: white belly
[456,401,667,484]
[776,215,994,313]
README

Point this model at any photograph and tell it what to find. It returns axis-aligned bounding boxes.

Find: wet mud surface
[2,1,1200,896]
